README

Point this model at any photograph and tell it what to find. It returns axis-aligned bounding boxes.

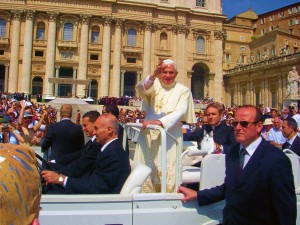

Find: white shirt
[240,136,263,169]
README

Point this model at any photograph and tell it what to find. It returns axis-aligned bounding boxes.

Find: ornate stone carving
[10,10,23,21]
[89,68,98,74]
[214,30,225,40]
[80,14,91,25]
[143,21,153,31]
[172,24,190,35]
[25,10,35,21]
[115,18,125,28]
[47,11,59,22]
[102,16,113,26]
[60,51,74,59]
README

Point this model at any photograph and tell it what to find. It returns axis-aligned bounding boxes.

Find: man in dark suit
[102,103,129,155]
[41,104,84,165]
[282,117,300,156]
[178,105,296,225]
[41,113,131,194]
[48,111,101,177]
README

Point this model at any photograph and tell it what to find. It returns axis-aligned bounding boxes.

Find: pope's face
[159,64,177,86]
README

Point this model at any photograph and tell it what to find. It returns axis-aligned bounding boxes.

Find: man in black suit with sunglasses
[179,105,296,225]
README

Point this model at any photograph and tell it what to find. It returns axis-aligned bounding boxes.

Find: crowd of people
[0,58,298,224]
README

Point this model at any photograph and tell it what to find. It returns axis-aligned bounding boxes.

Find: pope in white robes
[134,59,195,193]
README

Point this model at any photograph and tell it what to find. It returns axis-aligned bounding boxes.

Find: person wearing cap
[17,100,48,146]
[0,143,41,225]
[261,118,273,140]
[134,58,195,193]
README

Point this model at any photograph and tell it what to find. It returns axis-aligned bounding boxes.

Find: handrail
[124,123,179,193]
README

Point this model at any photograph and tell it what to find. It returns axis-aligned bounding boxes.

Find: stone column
[20,10,35,94]
[208,73,215,99]
[264,78,269,106]
[278,75,283,109]
[172,28,177,63]
[142,21,152,77]
[8,10,22,93]
[72,67,77,97]
[54,66,60,96]
[4,64,9,92]
[99,16,112,97]
[44,12,58,97]
[213,31,225,102]
[176,25,188,85]
[120,70,125,96]
[77,14,91,98]
[111,19,124,97]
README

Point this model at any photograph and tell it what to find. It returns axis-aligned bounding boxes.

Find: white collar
[240,136,262,157]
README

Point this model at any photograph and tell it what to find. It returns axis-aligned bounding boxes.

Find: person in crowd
[41,113,130,194]
[282,117,300,155]
[292,107,300,132]
[261,118,273,140]
[134,58,195,193]
[0,117,24,144]
[47,110,101,177]
[103,104,129,155]
[186,102,236,154]
[76,109,81,124]
[41,104,84,165]
[0,143,41,225]
[17,100,47,146]
[270,108,278,120]
[267,117,286,148]
[178,105,296,225]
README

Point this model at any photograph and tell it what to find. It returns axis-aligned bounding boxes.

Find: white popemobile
[37,123,300,225]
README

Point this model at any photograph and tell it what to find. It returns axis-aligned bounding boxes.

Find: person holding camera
[0,117,25,144]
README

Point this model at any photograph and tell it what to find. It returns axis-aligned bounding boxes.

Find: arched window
[31,77,43,96]
[63,23,74,41]
[36,21,45,40]
[160,32,168,50]
[91,25,99,44]
[196,36,205,54]
[0,19,6,38]
[127,29,136,47]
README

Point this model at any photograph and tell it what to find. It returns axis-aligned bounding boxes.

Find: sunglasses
[232,121,259,128]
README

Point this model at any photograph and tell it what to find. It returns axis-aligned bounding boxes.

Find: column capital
[55,66,60,69]
[24,10,36,21]
[143,21,153,31]
[47,11,59,22]
[214,30,225,40]
[80,14,91,25]
[5,64,9,67]
[10,10,23,21]
[102,16,113,26]
[115,18,125,28]
[73,66,78,70]
[172,24,190,35]
[121,70,126,74]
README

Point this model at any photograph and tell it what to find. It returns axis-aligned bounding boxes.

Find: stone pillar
[8,10,22,93]
[54,66,60,97]
[278,75,283,109]
[4,64,9,92]
[264,78,269,106]
[20,10,35,94]
[176,25,188,85]
[172,28,177,63]
[208,73,215,99]
[72,67,77,97]
[77,14,91,98]
[44,12,58,97]
[120,70,125,97]
[213,31,225,102]
[142,21,152,77]
[99,16,112,97]
[111,19,124,97]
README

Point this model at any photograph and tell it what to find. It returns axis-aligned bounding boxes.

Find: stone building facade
[223,3,300,109]
[0,0,225,101]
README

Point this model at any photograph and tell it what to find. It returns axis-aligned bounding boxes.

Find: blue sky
[222,0,300,19]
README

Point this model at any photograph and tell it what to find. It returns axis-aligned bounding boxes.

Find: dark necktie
[282,141,291,150]
[240,148,247,170]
